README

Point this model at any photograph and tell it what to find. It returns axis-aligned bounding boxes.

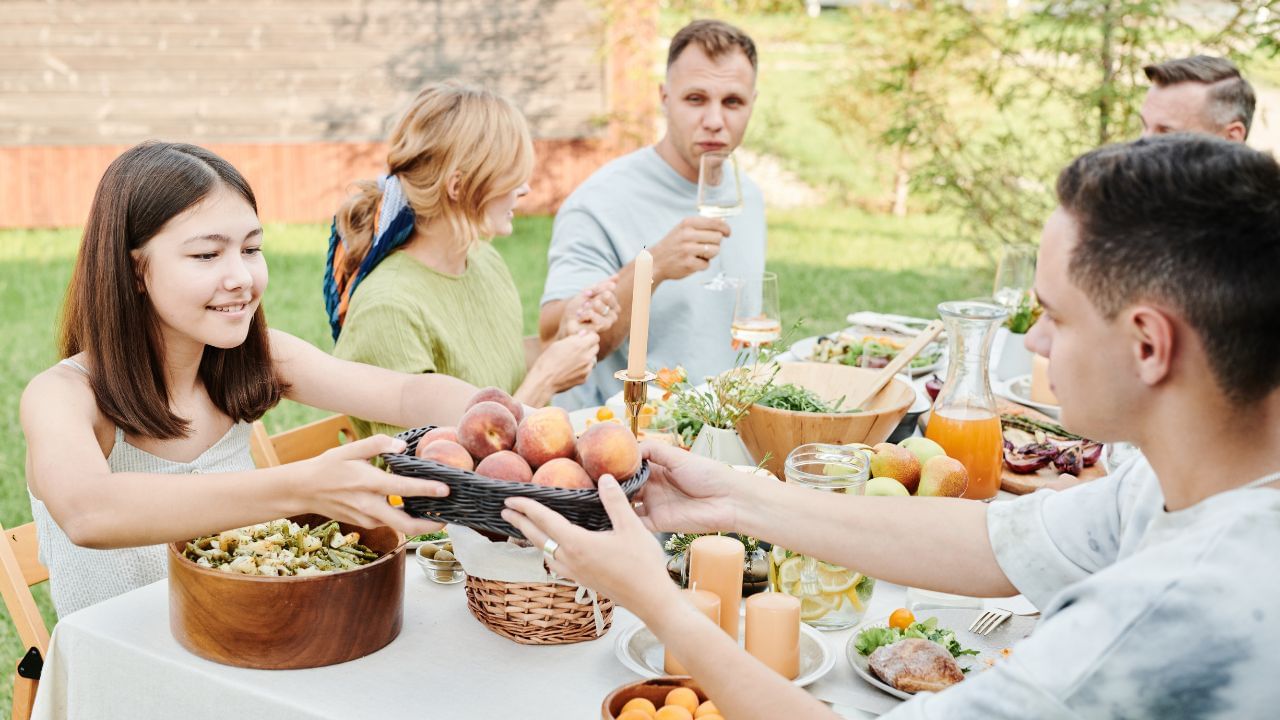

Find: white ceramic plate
[614,613,835,688]
[846,607,1037,701]
[995,375,1060,419]
[789,334,944,377]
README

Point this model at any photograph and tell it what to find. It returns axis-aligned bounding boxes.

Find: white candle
[626,249,653,379]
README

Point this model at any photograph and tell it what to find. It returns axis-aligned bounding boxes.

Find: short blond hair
[337,81,534,275]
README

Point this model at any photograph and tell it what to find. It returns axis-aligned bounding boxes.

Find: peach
[576,422,641,482]
[514,407,576,468]
[416,439,474,472]
[457,401,517,460]
[531,457,594,490]
[420,426,459,445]
[474,450,533,484]
[467,386,523,423]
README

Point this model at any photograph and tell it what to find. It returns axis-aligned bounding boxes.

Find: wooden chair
[0,521,50,720]
[249,414,357,468]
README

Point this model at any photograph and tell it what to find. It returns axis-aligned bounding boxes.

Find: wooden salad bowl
[168,514,405,669]
[737,363,915,479]
[601,677,707,720]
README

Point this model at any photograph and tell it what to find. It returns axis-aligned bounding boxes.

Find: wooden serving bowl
[601,677,707,719]
[737,363,915,478]
[168,514,405,669]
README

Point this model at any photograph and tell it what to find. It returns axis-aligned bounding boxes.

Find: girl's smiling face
[132,184,267,352]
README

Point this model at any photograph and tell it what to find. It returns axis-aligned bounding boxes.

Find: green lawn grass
[0,209,989,713]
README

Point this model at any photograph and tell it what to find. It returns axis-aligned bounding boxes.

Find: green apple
[865,476,911,497]
[899,436,947,466]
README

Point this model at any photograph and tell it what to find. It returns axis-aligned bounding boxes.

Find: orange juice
[925,407,1004,500]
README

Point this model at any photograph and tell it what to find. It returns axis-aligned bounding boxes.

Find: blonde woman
[324,82,618,438]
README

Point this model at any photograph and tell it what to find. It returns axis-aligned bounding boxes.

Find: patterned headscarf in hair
[322,174,416,341]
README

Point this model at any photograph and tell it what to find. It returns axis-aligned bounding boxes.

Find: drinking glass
[731,272,780,353]
[992,245,1036,310]
[697,151,743,292]
[771,444,876,630]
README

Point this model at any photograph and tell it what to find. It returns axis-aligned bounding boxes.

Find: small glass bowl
[415,544,464,584]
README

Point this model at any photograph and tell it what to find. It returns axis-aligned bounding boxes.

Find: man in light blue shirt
[539,19,766,409]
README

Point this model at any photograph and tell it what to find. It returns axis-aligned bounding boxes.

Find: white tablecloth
[29,563,934,719]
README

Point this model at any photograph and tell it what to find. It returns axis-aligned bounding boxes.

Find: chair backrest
[249,414,358,468]
[1,520,50,720]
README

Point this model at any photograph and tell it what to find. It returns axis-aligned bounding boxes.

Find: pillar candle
[745,591,801,679]
[663,588,720,676]
[626,249,653,379]
[1030,354,1058,405]
[689,535,744,639]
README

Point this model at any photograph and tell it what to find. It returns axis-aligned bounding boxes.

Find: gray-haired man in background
[1140,55,1256,141]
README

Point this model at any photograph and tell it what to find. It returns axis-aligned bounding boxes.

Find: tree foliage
[825,1,1279,254]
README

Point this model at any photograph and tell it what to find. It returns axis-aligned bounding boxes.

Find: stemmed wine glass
[731,272,780,360]
[697,151,744,292]
[992,244,1036,310]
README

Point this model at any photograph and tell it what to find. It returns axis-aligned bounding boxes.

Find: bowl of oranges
[602,678,725,720]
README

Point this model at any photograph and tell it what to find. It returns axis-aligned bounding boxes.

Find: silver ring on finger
[542,537,560,561]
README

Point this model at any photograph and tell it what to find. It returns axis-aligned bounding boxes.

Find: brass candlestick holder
[614,369,657,438]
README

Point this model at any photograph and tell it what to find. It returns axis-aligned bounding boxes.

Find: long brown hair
[335,80,534,278]
[60,141,286,439]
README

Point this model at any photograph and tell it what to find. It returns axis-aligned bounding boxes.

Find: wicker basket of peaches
[382,388,647,645]
[383,387,649,538]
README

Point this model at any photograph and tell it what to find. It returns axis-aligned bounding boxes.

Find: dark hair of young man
[667,19,757,72]
[1143,55,1256,138]
[60,141,286,439]
[1056,134,1280,404]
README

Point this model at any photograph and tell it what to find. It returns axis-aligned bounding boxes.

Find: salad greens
[854,616,980,660]
[756,383,856,413]
[407,531,449,543]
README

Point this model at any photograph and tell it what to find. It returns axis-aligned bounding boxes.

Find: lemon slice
[816,564,858,594]
[843,573,866,612]
[800,593,840,621]
[777,556,804,587]
[771,545,790,566]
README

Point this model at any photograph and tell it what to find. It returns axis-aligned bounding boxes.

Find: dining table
[27,546,1035,720]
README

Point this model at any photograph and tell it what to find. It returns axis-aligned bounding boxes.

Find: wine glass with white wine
[731,272,781,358]
[697,150,744,291]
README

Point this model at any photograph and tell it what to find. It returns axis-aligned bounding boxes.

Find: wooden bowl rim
[168,521,405,584]
[600,676,706,719]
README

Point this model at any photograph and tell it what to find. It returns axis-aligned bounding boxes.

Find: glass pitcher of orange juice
[925,300,1009,501]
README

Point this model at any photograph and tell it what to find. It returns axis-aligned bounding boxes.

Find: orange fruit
[654,707,693,720]
[620,697,657,718]
[694,701,720,718]
[640,404,656,415]
[617,711,653,720]
[596,407,615,421]
[889,607,915,631]
[387,495,403,507]
[664,687,699,715]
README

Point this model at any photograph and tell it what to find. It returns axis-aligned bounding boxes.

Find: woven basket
[382,426,648,540]
[465,575,614,645]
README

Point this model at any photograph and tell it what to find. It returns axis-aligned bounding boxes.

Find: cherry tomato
[889,607,916,631]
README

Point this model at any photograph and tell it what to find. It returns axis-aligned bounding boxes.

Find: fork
[968,607,1014,636]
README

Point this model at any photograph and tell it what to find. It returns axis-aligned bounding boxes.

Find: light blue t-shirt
[541,147,766,409]
[885,456,1280,718]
